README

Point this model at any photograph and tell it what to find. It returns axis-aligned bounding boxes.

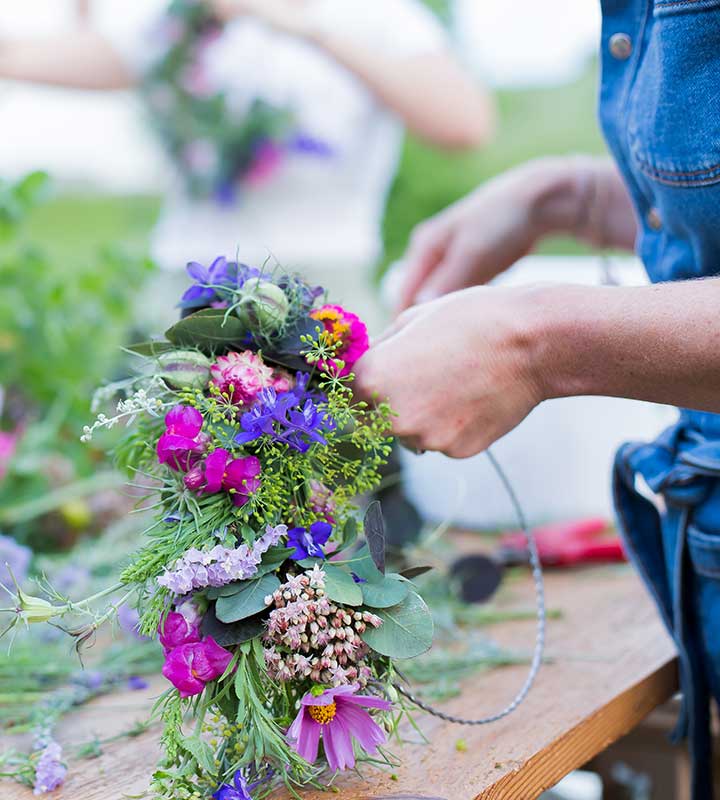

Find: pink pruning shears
[450,517,626,603]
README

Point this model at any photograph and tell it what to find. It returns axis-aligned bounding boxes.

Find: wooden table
[1,562,678,800]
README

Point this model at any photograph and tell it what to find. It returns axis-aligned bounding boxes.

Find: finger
[370,304,425,347]
[397,228,448,314]
[414,238,480,304]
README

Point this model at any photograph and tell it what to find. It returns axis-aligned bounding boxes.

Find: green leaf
[182,737,215,774]
[254,546,291,576]
[360,575,410,608]
[361,591,434,659]
[216,574,280,622]
[340,517,358,551]
[124,340,175,357]
[165,308,248,351]
[323,563,363,606]
[349,546,384,584]
[200,605,265,646]
[399,565,434,580]
[364,501,386,574]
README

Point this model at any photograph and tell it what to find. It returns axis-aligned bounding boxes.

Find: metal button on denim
[609,33,632,60]
[647,208,662,231]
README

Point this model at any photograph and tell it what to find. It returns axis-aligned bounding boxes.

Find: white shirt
[101,0,446,272]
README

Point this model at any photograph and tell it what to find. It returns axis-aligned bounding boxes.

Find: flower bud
[236,279,290,331]
[157,350,212,390]
[18,589,60,623]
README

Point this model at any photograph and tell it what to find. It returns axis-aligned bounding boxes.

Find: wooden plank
[1,564,677,800]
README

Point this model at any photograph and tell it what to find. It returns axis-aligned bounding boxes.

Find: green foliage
[361,590,434,659]
[215,574,280,622]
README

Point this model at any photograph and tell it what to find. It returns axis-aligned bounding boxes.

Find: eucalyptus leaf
[360,575,410,609]
[361,591,434,659]
[399,565,434,580]
[364,501,386,574]
[124,340,175,357]
[254,546,291,576]
[323,563,363,607]
[349,546,384,584]
[340,517,358,551]
[216,574,280,623]
[200,604,265,646]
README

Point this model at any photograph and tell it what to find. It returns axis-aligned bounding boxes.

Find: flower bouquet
[143,0,331,202]
[5,256,439,799]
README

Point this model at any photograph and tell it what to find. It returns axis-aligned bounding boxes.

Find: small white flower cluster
[81,387,167,443]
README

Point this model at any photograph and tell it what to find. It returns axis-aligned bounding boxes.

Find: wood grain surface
[1,562,678,800]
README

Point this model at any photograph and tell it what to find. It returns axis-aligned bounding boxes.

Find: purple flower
[235,374,335,454]
[179,256,267,310]
[157,405,208,471]
[118,604,151,641]
[158,610,201,653]
[213,771,253,800]
[287,684,392,772]
[33,740,66,795]
[0,534,32,584]
[184,448,262,507]
[286,521,332,560]
[289,133,334,158]
[128,675,149,691]
[161,636,233,697]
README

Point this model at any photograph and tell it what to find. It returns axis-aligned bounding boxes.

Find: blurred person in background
[0,0,492,330]
[356,8,720,798]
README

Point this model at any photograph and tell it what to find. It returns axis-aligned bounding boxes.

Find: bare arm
[399,155,639,310]
[0,30,134,90]
[210,0,493,149]
[355,278,720,457]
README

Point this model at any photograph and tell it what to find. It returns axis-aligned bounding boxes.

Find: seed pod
[157,350,211,390]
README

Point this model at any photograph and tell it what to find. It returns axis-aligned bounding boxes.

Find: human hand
[354,286,546,458]
[208,0,313,38]
[398,159,573,313]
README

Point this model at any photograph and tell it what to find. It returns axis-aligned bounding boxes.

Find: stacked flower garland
[143,0,331,202]
[6,257,436,799]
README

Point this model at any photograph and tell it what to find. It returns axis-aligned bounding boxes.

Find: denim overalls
[600,1,720,796]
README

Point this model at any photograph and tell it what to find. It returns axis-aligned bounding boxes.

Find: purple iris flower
[179,257,266,310]
[213,770,263,800]
[286,521,333,560]
[234,373,335,453]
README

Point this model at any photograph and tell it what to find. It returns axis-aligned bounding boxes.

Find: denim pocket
[628,9,720,187]
[688,523,720,578]
[687,523,720,700]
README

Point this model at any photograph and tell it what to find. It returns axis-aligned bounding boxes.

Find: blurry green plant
[0,172,155,548]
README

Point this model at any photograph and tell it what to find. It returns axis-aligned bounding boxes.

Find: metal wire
[394,447,546,725]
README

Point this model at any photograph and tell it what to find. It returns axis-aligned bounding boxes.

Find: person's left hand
[208,0,313,38]
[353,286,547,458]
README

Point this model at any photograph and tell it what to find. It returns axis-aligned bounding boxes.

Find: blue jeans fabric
[599,2,720,796]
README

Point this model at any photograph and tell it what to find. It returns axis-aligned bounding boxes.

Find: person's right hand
[398,161,555,312]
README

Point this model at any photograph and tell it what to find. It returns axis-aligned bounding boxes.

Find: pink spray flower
[244,140,284,187]
[161,636,233,698]
[184,448,261,507]
[287,684,391,772]
[157,405,209,471]
[309,305,369,377]
[158,611,201,654]
[210,350,278,406]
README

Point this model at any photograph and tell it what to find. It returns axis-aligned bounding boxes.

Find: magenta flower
[158,611,201,653]
[309,305,369,377]
[287,684,391,772]
[161,636,233,698]
[0,428,19,481]
[157,405,208,471]
[245,139,284,187]
[183,448,261,507]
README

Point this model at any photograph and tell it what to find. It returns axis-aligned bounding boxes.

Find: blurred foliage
[0,173,155,548]
[380,59,607,275]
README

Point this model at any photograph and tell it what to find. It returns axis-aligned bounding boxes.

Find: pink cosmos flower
[309,305,369,377]
[161,636,232,698]
[158,611,201,654]
[157,405,209,471]
[184,448,261,507]
[287,684,391,772]
[210,350,286,406]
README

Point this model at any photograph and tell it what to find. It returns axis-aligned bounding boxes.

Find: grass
[19,62,607,277]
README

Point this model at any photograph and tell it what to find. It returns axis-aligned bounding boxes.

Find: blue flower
[286,521,333,560]
[213,768,271,800]
[234,373,335,453]
[351,572,367,584]
[179,257,266,309]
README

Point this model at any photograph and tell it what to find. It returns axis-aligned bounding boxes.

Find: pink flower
[287,684,391,772]
[210,351,277,406]
[184,448,261,507]
[309,305,369,377]
[0,428,19,482]
[158,611,201,654]
[157,405,208,471]
[245,140,284,187]
[161,636,232,698]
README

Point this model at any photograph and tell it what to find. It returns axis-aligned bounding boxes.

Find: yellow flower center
[310,309,350,347]
[307,702,337,725]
